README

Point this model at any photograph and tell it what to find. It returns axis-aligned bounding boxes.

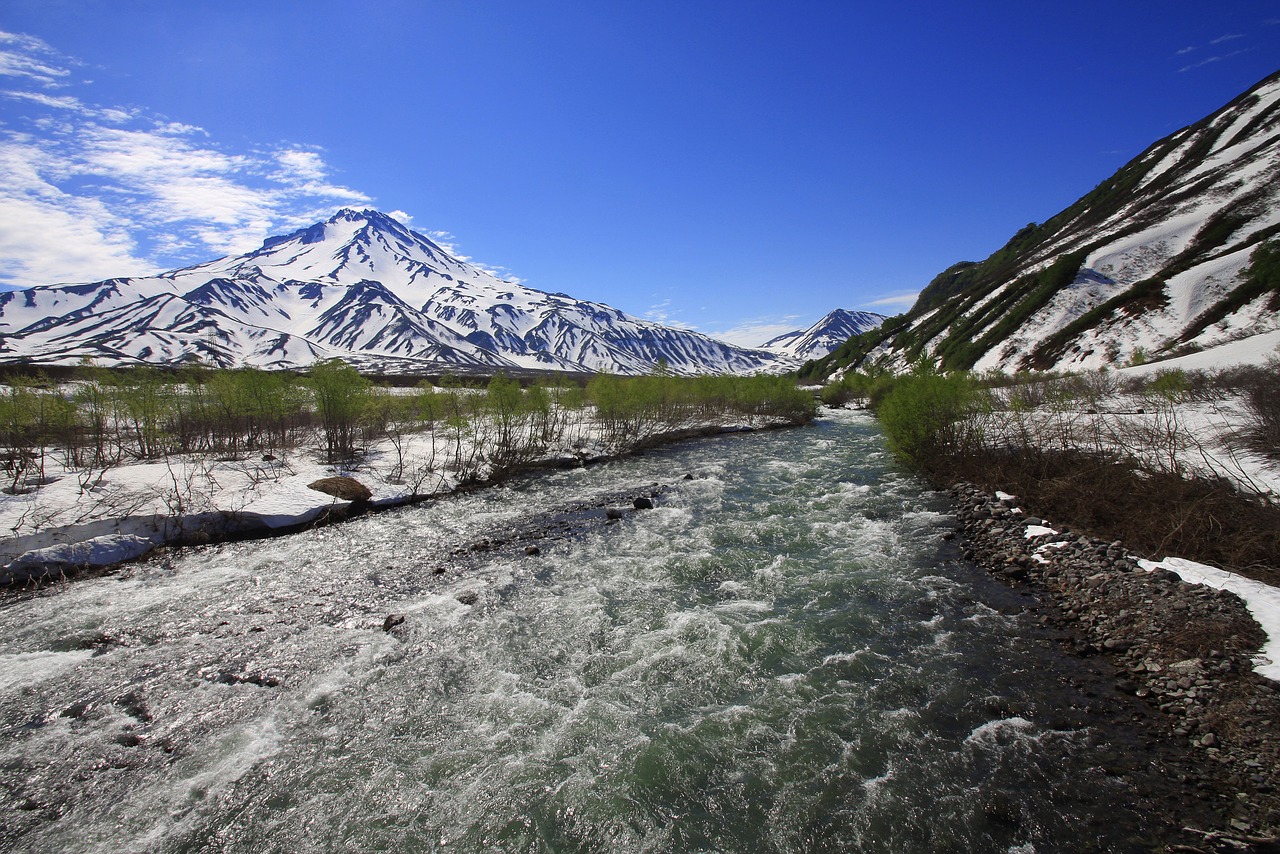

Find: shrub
[305,359,372,462]
[1240,359,1280,456]
[874,366,985,471]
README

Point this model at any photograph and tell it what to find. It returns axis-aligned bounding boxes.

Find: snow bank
[4,534,156,581]
[1138,556,1280,682]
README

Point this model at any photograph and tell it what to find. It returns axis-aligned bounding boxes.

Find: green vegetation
[824,363,1280,576]
[829,364,986,474]
[0,363,817,496]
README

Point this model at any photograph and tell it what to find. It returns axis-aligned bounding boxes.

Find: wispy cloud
[1179,49,1251,73]
[703,315,804,347]
[421,229,523,283]
[1176,30,1254,73]
[0,31,74,87]
[861,291,918,310]
[0,29,375,287]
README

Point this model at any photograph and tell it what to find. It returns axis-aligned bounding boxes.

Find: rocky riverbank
[949,482,1280,852]
[0,422,781,591]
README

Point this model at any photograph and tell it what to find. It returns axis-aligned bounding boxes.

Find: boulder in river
[308,476,373,503]
[634,497,655,510]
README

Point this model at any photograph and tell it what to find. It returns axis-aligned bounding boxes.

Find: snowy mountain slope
[0,209,797,376]
[804,70,1280,380]
[760,309,886,360]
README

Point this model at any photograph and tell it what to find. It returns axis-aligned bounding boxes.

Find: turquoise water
[0,410,1154,852]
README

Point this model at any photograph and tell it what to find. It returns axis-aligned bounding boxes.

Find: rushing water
[0,410,1160,852]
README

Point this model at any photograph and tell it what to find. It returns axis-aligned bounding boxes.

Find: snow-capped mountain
[0,209,798,376]
[760,309,885,360]
[806,70,1280,379]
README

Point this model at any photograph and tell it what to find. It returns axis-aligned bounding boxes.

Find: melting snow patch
[1139,556,1280,682]
[5,534,155,575]
[1024,525,1059,538]
[995,491,1017,502]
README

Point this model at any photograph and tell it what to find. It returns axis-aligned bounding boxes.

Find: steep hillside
[803,70,1280,381]
[0,209,797,377]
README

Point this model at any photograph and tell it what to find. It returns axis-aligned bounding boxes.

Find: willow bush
[0,364,818,495]
[871,365,986,472]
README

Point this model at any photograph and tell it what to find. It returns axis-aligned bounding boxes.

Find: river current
[0,410,1161,852]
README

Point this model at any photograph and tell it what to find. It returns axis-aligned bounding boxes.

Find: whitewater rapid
[0,410,1163,852]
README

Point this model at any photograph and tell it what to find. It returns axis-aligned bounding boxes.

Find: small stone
[456,590,479,606]
[633,497,655,510]
[606,508,624,520]
[524,545,540,556]
[383,614,406,632]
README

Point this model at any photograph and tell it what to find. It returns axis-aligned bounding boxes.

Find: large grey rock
[307,476,373,503]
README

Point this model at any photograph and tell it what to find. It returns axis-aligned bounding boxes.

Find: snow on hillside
[976,75,1280,372]
[0,209,799,377]
[830,71,1280,380]
[760,309,885,359]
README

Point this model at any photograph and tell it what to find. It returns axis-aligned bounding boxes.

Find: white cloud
[703,315,804,347]
[0,30,73,88]
[273,148,328,182]
[1210,33,1245,45]
[414,229,520,282]
[0,141,149,283]
[0,30,377,287]
[387,209,413,224]
[2,89,83,111]
[862,291,918,310]
[1179,49,1250,73]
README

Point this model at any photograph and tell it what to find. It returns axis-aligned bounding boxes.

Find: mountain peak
[760,308,885,358]
[0,206,817,376]
[329,208,403,227]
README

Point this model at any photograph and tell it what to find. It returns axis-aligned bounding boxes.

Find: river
[0,409,1164,852]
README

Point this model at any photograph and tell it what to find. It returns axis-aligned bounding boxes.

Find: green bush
[306,359,372,462]
[874,366,985,471]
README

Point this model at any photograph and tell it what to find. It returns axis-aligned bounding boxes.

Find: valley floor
[0,411,791,584]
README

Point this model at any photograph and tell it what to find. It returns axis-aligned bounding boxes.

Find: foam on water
[0,649,94,693]
[0,414,1172,852]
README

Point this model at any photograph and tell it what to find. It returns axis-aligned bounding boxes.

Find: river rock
[307,476,373,503]
[634,497,655,510]
[606,508,624,520]
[383,614,406,632]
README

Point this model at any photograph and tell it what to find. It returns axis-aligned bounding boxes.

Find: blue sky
[0,1,1277,345]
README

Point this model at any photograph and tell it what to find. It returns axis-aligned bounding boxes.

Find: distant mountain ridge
[759,309,885,359]
[804,70,1280,380]
[0,209,805,376]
